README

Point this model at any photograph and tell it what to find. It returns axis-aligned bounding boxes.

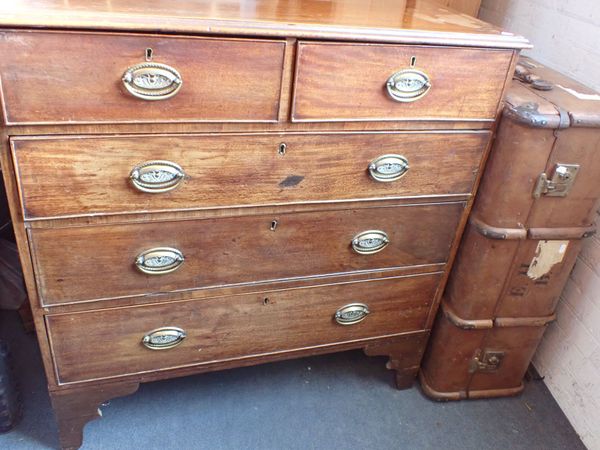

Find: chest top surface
[0,0,529,49]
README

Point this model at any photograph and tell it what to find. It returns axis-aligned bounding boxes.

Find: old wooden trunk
[420,56,600,400]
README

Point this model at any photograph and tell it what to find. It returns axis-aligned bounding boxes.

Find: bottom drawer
[47,273,440,384]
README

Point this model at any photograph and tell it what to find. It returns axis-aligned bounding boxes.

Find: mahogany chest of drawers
[0,1,528,448]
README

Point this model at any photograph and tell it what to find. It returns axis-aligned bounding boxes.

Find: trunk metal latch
[469,350,505,373]
[533,163,580,198]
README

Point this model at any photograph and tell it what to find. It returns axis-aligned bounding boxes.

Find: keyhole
[278,143,287,156]
[410,56,417,67]
[145,48,154,61]
[270,220,279,231]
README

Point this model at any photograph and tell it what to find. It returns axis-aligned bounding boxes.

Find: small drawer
[12,132,488,219]
[0,31,285,124]
[30,202,464,305]
[292,42,513,122]
[46,274,439,384]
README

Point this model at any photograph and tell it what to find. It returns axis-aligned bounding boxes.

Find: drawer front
[292,42,513,122]
[0,31,284,124]
[46,274,440,383]
[30,202,463,305]
[12,132,488,219]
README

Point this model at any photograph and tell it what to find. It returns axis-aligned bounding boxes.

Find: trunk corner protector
[504,102,558,128]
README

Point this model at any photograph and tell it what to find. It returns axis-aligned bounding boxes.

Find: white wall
[480,0,600,91]
[534,231,600,450]
[479,1,600,449]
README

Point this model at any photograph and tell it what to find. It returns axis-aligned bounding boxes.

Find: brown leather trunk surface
[420,57,600,400]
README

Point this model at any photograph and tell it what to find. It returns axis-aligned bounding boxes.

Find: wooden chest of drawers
[0,1,528,448]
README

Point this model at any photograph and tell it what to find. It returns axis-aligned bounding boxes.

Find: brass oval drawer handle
[130,160,185,193]
[368,154,409,182]
[334,303,370,325]
[142,327,187,350]
[386,68,431,103]
[351,230,389,255]
[122,62,183,100]
[135,247,184,275]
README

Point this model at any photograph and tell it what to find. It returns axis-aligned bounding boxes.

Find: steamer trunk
[420,57,600,400]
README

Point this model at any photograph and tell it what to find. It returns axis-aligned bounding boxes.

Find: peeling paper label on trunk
[557,85,600,101]
[527,240,569,280]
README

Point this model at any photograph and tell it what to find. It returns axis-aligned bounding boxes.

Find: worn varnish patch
[527,240,569,280]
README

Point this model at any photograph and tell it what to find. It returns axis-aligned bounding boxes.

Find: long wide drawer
[0,31,285,125]
[46,273,440,384]
[292,42,513,122]
[30,202,463,306]
[12,132,488,219]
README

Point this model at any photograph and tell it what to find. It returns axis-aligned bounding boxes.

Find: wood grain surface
[30,202,463,305]
[292,42,513,122]
[46,273,440,383]
[0,31,285,125]
[49,381,140,449]
[0,0,530,49]
[12,132,488,219]
[0,2,524,446]
[431,0,482,16]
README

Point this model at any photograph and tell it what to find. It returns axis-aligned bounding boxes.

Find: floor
[0,310,586,450]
